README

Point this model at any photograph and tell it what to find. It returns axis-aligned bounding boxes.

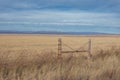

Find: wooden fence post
[58,38,62,58]
[88,39,92,57]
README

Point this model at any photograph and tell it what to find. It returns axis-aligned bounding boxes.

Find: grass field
[0,34,120,51]
[0,34,120,80]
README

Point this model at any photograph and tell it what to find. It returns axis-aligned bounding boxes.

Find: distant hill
[0,30,111,35]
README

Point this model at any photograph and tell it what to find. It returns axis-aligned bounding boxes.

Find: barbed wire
[62,42,75,51]
[77,41,89,50]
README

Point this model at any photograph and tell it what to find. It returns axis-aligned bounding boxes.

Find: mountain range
[0,30,112,35]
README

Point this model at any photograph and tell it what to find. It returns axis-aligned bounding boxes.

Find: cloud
[0,10,120,27]
[0,0,120,13]
[0,0,120,34]
[0,10,120,26]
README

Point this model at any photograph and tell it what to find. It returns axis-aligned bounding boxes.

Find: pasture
[0,34,120,52]
[0,34,120,80]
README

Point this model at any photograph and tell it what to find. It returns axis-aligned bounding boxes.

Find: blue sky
[0,0,120,34]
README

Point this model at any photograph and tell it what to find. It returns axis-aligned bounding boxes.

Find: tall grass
[0,47,120,80]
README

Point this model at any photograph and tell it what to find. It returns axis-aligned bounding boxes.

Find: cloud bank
[0,0,120,34]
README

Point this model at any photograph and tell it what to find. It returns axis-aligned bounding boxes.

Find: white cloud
[0,10,120,27]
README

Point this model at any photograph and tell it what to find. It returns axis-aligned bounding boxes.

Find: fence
[58,38,92,58]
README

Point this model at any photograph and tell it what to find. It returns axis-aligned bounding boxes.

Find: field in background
[0,34,120,80]
[0,34,120,51]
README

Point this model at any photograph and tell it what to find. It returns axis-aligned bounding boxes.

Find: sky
[0,0,120,34]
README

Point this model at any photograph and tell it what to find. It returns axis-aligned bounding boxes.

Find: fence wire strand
[62,42,75,51]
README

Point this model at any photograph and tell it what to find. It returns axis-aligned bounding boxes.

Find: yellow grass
[0,34,120,80]
[0,34,120,51]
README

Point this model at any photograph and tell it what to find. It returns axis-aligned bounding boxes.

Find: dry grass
[0,34,120,80]
[0,47,120,80]
[0,34,120,51]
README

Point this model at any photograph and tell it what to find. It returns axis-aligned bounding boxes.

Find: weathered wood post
[57,38,63,78]
[58,38,62,58]
[88,39,92,58]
